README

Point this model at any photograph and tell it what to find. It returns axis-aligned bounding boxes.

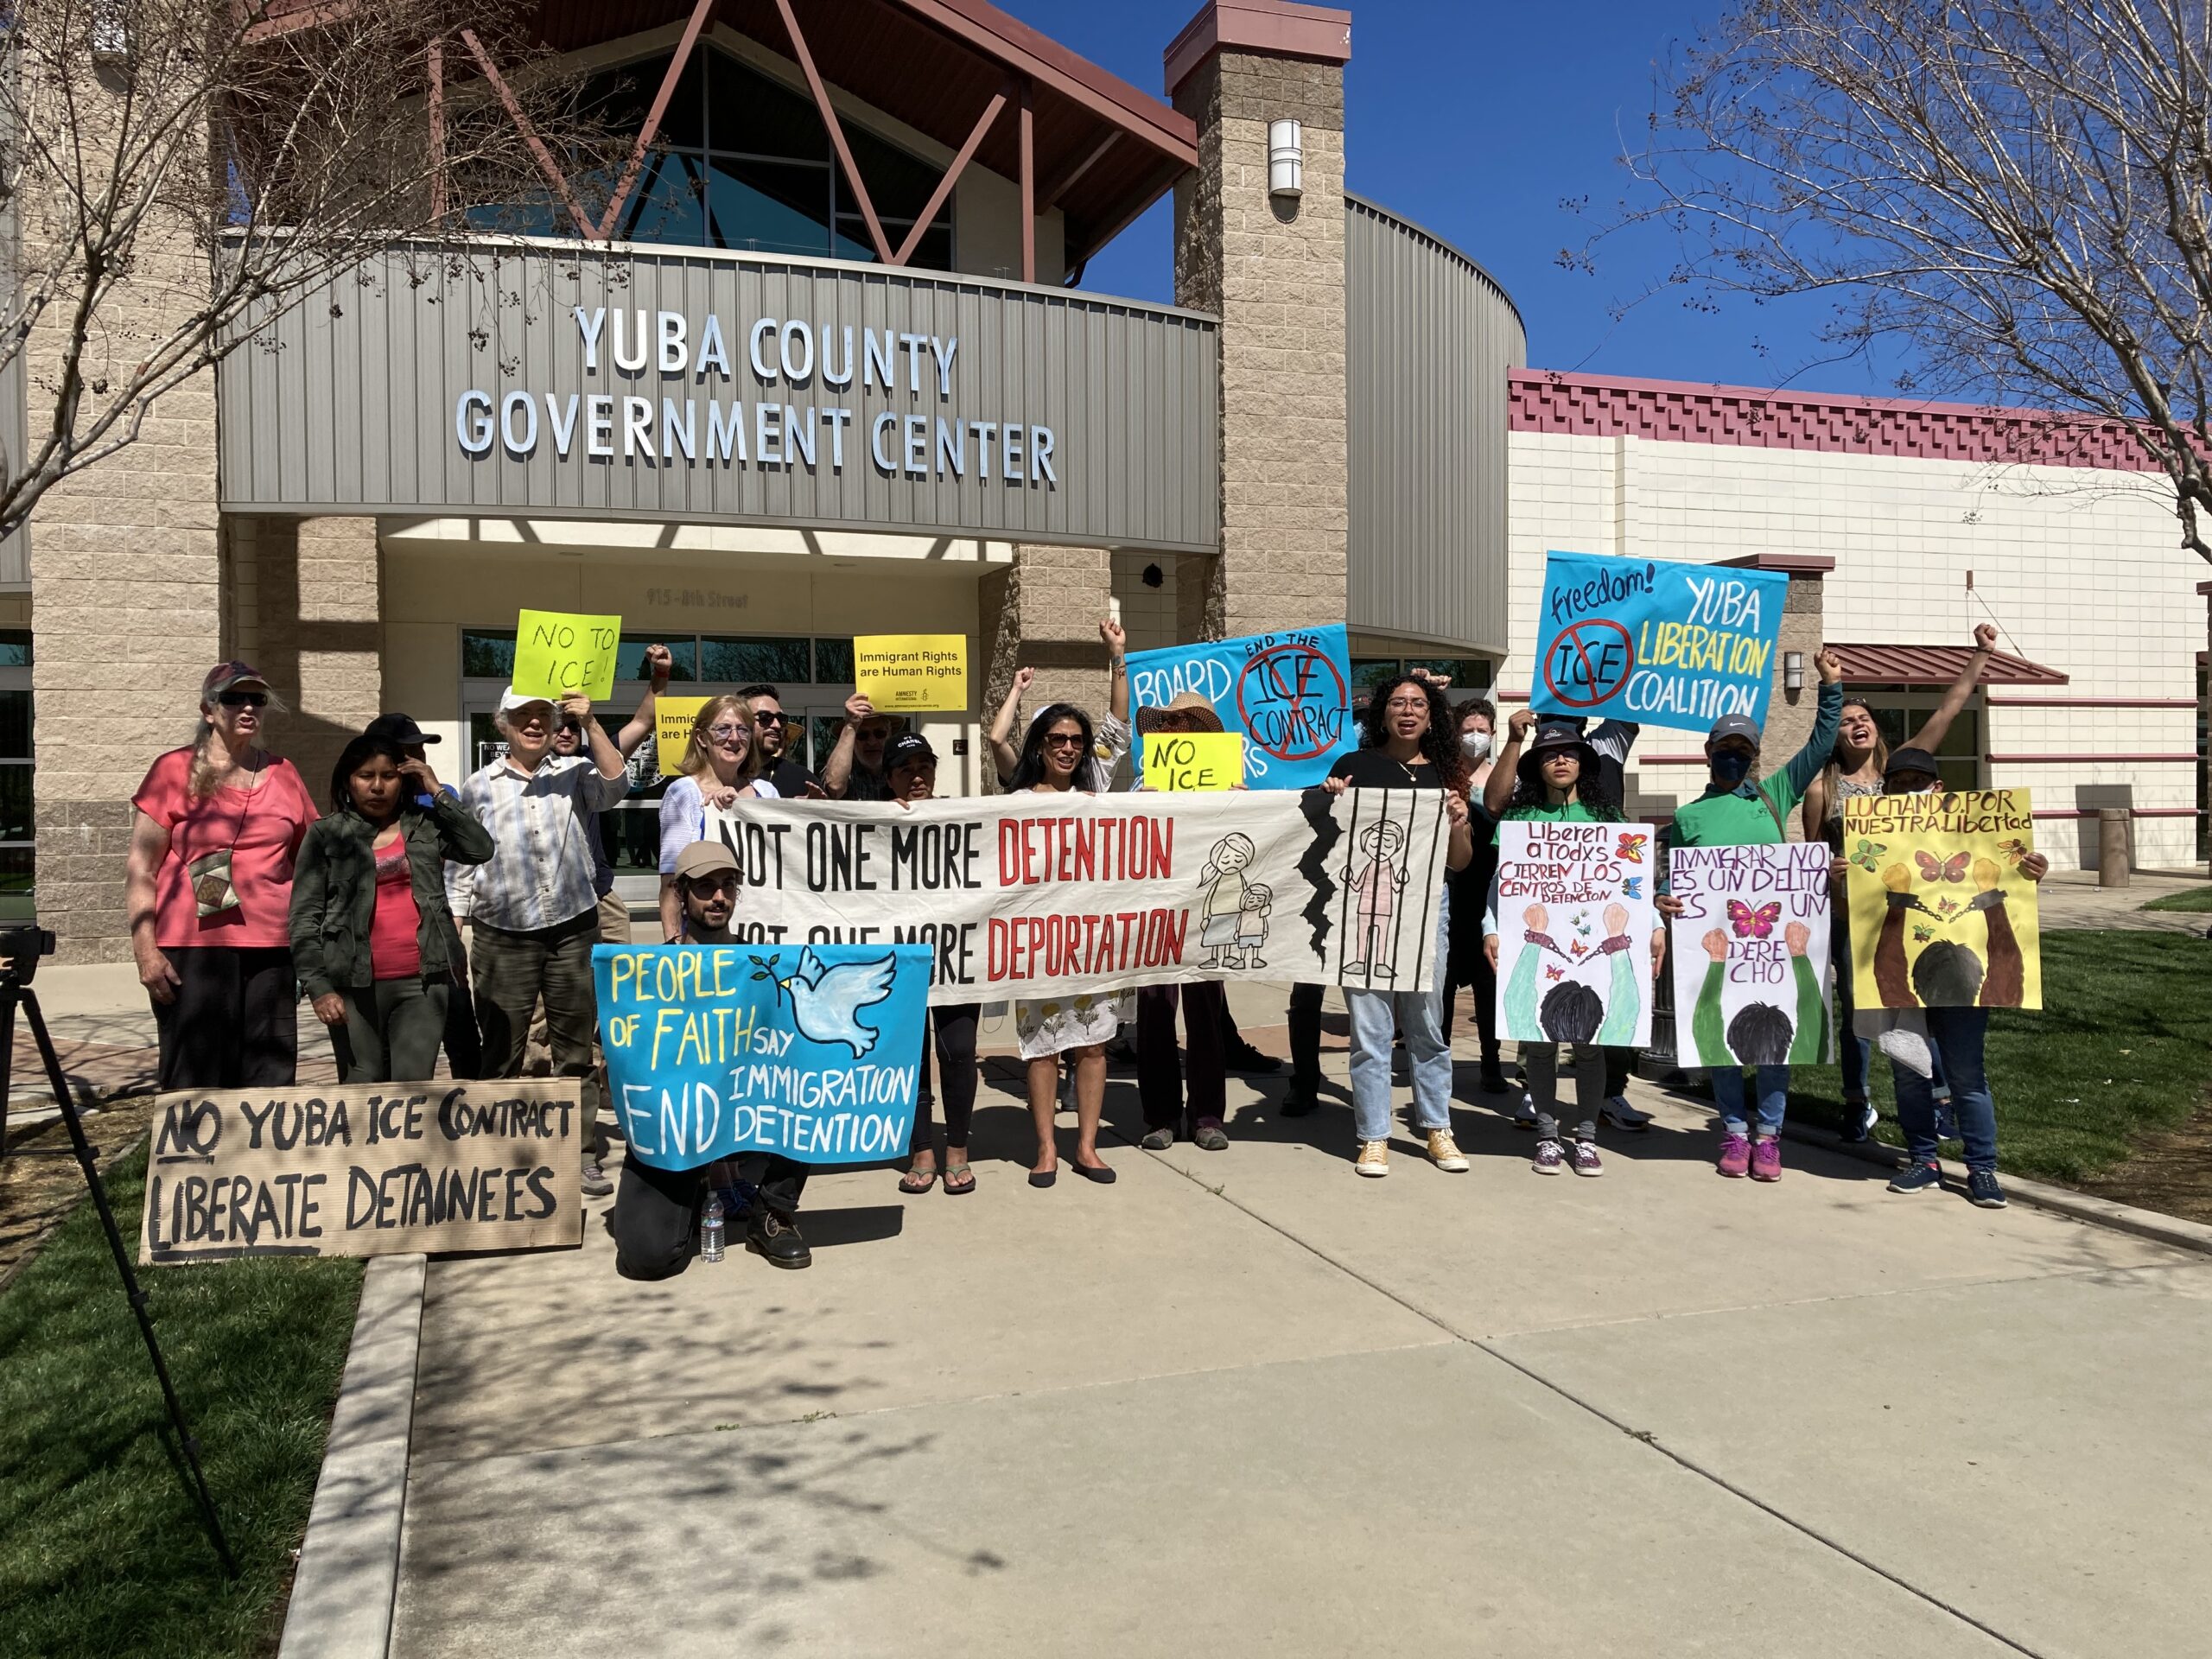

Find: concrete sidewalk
[2037,867,2209,933]
[389,1023,2212,1659]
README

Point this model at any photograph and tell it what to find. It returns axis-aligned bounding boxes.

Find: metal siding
[217,240,1219,555]
[1344,194,1524,655]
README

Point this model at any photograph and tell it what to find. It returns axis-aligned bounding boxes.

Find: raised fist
[1702,927,1729,962]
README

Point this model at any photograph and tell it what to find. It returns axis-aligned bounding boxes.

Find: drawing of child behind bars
[1342,819,1408,978]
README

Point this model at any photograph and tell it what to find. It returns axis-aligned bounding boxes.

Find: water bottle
[700,1193,726,1263]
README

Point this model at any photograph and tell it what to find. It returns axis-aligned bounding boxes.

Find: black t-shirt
[1327,747,1450,791]
[766,757,817,798]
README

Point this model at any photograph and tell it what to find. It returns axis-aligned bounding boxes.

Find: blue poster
[1125,624,1352,789]
[594,943,932,1168]
[1529,551,1789,732]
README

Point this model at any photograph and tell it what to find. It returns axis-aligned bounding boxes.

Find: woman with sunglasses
[1004,702,1125,1187]
[657,694,779,942]
[127,662,320,1089]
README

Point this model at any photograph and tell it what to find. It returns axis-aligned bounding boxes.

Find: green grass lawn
[1783,931,2212,1184]
[2140,886,2212,913]
[0,1147,362,1659]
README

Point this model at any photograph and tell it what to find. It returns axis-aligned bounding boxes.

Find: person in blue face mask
[1655,648,1844,1183]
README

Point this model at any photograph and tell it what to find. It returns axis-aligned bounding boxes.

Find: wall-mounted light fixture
[1783,651,1805,691]
[1268,120,1303,199]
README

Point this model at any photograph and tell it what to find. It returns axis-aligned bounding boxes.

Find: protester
[289,734,493,1084]
[739,682,819,797]
[1132,696,1233,1151]
[823,691,899,801]
[1318,675,1475,1177]
[986,620,1132,788]
[1006,702,1123,1186]
[453,687,632,1197]
[1655,650,1844,1181]
[544,643,670,946]
[1803,626,1995,1141]
[614,839,811,1274]
[1480,715,1659,1175]
[880,733,986,1197]
[656,694,779,941]
[1441,696,1507,1094]
[1873,746,2049,1210]
[127,662,318,1090]
[366,711,482,1077]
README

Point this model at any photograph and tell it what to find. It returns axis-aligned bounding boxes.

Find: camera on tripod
[0,925,57,983]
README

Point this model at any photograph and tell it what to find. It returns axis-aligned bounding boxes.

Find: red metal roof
[1830,644,2069,688]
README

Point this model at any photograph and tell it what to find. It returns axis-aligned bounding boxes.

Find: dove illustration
[750,949,900,1058]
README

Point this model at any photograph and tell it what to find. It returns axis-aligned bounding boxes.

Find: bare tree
[0,0,604,540]
[1592,0,2212,563]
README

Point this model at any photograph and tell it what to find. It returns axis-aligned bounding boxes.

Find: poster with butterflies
[1492,821,1661,1048]
[1665,842,1834,1068]
[1841,789,2041,1010]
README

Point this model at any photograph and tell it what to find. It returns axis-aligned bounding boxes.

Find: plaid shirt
[448,755,630,931]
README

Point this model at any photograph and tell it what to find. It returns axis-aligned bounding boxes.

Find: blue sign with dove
[594,942,932,1168]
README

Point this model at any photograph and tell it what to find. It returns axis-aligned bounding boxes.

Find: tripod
[0,957,238,1579]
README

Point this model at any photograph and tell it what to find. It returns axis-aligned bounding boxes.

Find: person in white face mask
[1441,699,1510,1094]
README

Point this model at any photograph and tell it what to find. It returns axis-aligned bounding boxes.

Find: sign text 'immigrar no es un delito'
[455,308,1061,486]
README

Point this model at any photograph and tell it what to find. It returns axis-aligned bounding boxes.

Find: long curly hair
[1357,675,1468,793]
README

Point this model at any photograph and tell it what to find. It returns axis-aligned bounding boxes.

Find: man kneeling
[613,840,811,1278]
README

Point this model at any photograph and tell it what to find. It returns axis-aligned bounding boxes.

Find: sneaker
[1599,1095,1652,1132]
[1140,1124,1175,1151]
[1426,1128,1469,1172]
[1888,1161,1943,1194]
[1839,1100,1878,1143]
[580,1158,613,1198]
[1532,1137,1566,1175]
[1717,1134,1751,1178]
[1193,1121,1230,1152]
[745,1209,812,1269]
[1568,1139,1604,1177]
[1513,1093,1540,1131]
[1355,1140,1389,1178]
[1751,1137,1783,1182]
[1967,1168,2007,1209]
[1224,1040,1281,1076]
[1281,1084,1319,1118]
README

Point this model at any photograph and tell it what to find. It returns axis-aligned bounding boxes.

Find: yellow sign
[1147,731,1243,791]
[854,633,968,713]
[513,609,621,702]
[655,696,710,778]
[1843,789,2041,1011]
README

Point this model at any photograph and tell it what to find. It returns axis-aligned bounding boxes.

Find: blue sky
[1026,0,1907,397]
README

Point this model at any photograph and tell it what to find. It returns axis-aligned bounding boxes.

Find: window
[0,635,30,918]
[699,635,809,684]
[1858,693,1984,792]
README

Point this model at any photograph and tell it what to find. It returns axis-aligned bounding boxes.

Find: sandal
[942,1162,976,1196]
[899,1161,938,1194]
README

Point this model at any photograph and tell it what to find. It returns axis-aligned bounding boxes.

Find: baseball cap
[202,661,286,710]
[497,686,556,715]
[673,840,740,882]
[1707,712,1763,747]
[365,712,438,747]
[884,732,937,770]
[1883,746,1942,785]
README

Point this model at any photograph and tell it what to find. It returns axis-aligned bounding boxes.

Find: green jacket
[288,796,494,996]
[1659,683,1842,890]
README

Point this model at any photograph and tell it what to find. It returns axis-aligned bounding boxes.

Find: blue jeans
[1345,889,1452,1143]
[1894,1008,1998,1172]
[1711,1064,1789,1137]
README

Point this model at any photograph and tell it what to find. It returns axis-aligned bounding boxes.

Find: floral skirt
[1014,990,1134,1060]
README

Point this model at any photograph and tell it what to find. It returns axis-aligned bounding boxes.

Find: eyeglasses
[708,723,748,741]
[556,721,582,735]
[1042,733,1087,750]
[218,690,268,709]
[752,710,785,727]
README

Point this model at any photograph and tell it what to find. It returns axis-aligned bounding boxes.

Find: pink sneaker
[1751,1137,1783,1182]
[1718,1134,1751,1178]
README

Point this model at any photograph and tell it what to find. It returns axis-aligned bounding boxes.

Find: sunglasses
[218,690,269,708]
[1041,732,1087,749]
[752,710,786,727]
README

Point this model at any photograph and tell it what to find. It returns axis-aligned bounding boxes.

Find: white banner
[1493,821,1661,1046]
[697,791,1451,1004]
[1667,842,1834,1068]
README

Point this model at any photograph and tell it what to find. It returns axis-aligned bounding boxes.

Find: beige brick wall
[978,544,1113,787]
[1174,51,1349,639]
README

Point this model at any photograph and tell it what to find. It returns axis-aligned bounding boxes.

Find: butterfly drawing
[1994,837,2030,867]
[1572,915,1594,938]
[1623,875,1645,899]
[1568,939,1589,958]
[1848,837,1888,873]
[1727,899,1782,939]
[1935,896,1961,919]
[1543,965,1565,981]
[1911,924,1937,943]
[1916,849,1971,884]
[1616,833,1648,864]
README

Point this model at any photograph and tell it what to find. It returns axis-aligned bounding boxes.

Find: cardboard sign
[697,789,1451,1004]
[1843,789,2041,1010]
[513,609,621,701]
[1530,552,1787,731]
[595,943,933,1168]
[1667,842,1833,1067]
[854,633,968,712]
[1492,820,1661,1046]
[1147,732,1242,791]
[1126,626,1352,789]
[138,1081,583,1263]
[656,696,711,778]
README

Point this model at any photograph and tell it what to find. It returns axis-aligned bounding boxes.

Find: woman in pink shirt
[126,662,318,1089]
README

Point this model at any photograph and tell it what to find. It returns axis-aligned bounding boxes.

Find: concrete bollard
[2096,807,2132,887]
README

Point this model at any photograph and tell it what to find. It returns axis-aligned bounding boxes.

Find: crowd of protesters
[124,620,2051,1278]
